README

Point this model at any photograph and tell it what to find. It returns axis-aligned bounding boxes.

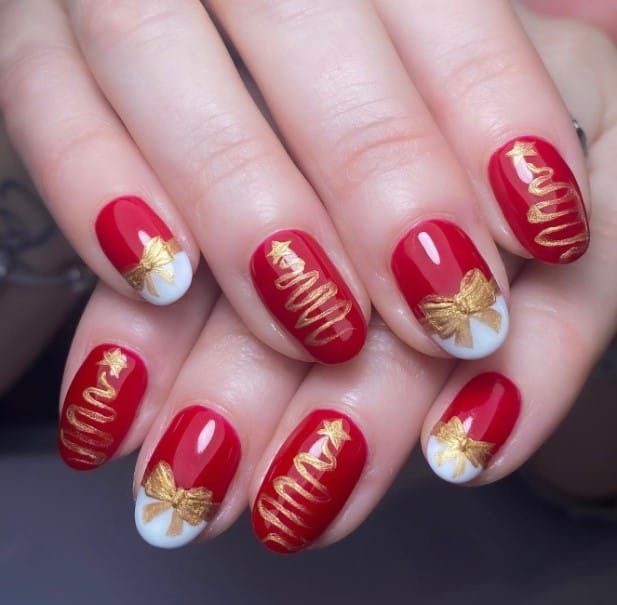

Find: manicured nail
[427,372,521,484]
[252,409,367,554]
[58,344,147,471]
[96,196,193,304]
[135,406,240,549]
[488,137,589,263]
[250,230,366,364]
[391,219,509,359]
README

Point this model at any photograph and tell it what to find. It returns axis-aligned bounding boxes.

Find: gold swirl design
[256,419,351,552]
[267,240,352,346]
[59,372,117,467]
[419,269,501,349]
[506,141,588,262]
[124,236,182,297]
[432,417,494,479]
[142,461,215,537]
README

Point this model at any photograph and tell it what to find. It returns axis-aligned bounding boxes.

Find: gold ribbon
[419,269,501,349]
[142,461,214,537]
[124,237,181,297]
[432,417,494,479]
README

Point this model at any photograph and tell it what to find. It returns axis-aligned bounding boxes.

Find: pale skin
[1,2,616,550]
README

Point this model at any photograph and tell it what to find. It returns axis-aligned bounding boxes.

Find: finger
[377,0,591,264]
[0,1,197,305]
[249,317,453,554]
[132,297,307,549]
[58,268,218,470]
[209,0,511,360]
[66,0,369,364]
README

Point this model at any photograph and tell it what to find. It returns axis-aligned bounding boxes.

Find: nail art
[488,137,589,263]
[426,372,521,483]
[391,219,509,359]
[96,196,192,304]
[135,406,241,549]
[58,344,147,471]
[250,230,366,364]
[253,409,367,554]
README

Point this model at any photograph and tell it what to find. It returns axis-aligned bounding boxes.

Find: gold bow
[142,461,214,537]
[432,417,494,479]
[124,237,181,297]
[419,269,501,349]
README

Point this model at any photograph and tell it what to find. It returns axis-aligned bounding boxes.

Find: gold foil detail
[59,348,125,467]
[142,461,214,537]
[267,240,353,346]
[124,236,181,297]
[419,269,501,349]
[256,419,350,552]
[506,141,588,262]
[431,417,494,479]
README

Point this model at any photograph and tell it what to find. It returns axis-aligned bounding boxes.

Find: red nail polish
[427,372,521,483]
[391,219,508,359]
[250,230,366,364]
[488,137,589,263]
[253,409,367,554]
[58,344,147,471]
[95,196,192,305]
[135,405,241,549]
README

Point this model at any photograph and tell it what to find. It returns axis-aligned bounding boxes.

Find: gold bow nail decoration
[432,417,494,479]
[142,461,215,537]
[419,268,502,349]
[124,236,181,297]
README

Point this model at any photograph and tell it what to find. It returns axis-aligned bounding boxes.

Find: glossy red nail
[95,196,192,305]
[427,372,521,483]
[488,137,589,263]
[58,344,147,471]
[391,219,508,359]
[135,405,241,549]
[253,409,367,554]
[250,230,366,364]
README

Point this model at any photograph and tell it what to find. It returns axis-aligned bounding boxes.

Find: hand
[0,0,593,367]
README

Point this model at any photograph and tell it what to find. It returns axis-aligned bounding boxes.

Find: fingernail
[96,196,193,304]
[58,344,147,470]
[391,219,509,359]
[252,409,367,554]
[135,406,241,549]
[427,372,521,483]
[250,230,366,364]
[488,137,589,263]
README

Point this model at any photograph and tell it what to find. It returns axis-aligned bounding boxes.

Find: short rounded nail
[391,219,509,359]
[135,405,241,549]
[58,344,147,470]
[488,137,589,264]
[250,229,366,364]
[426,372,521,484]
[252,409,367,554]
[96,196,193,304]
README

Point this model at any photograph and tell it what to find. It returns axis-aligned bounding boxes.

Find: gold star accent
[267,240,293,266]
[505,140,538,164]
[432,417,494,479]
[97,348,128,379]
[317,419,351,450]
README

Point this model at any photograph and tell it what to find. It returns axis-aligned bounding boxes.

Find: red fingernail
[252,409,367,554]
[95,196,192,304]
[488,137,589,263]
[391,219,508,359]
[135,406,241,549]
[427,372,521,483]
[250,230,366,364]
[58,344,147,470]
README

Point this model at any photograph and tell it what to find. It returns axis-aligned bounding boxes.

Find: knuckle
[244,0,327,29]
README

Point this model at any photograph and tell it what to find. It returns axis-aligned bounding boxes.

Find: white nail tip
[432,295,509,360]
[134,486,206,549]
[426,435,483,484]
[139,251,193,306]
